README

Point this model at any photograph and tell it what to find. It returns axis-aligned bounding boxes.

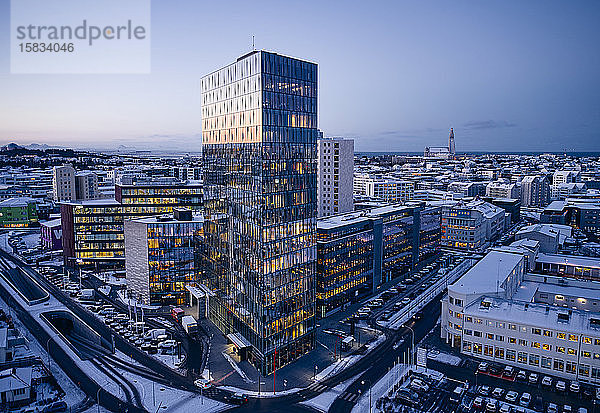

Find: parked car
[516,370,527,381]
[486,399,498,412]
[505,390,518,402]
[194,378,212,389]
[473,396,484,409]
[478,385,490,396]
[492,387,504,398]
[519,393,531,407]
[556,380,566,392]
[541,376,553,388]
[499,404,512,413]
[502,366,514,377]
[528,373,538,384]
[478,362,489,372]
[547,403,558,413]
[570,381,580,393]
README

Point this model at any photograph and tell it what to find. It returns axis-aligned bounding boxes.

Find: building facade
[441,199,505,251]
[52,165,76,202]
[353,174,414,204]
[201,51,318,374]
[0,197,38,228]
[521,175,550,207]
[75,172,99,201]
[61,181,202,267]
[486,180,520,200]
[125,210,203,305]
[442,248,600,385]
[316,205,432,318]
[317,137,354,217]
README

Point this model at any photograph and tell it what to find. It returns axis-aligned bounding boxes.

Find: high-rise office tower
[200,51,318,374]
[317,137,354,217]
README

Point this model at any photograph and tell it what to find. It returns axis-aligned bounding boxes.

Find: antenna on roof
[252,35,255,51]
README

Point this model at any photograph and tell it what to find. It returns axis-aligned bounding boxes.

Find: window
[474,331,482,338]
[532,328,541,335]
[496,335,504,342]
[484,345,493,356]
[464,329,472,336]
[583,336,592,344]
[579,364,590,377]
[463,341,472,353]
[495,347,504,359]
[542,343,552,351]
[486,333,494,340]
[569,334,579,342]
[566,361,576,374]
[518,352,527,364]
[557,347,566,354]
[508,337,516,344]
[568,348,577,356]
[531,342,541,349]
[506,350,516,362]
[529,354,540,366]
[583,351,591,358]
[518,339,528,347]
[508,324,517,331]
[557,332,566,340]
[465,316,473,323]
[541,356,552,369]
[473,343,482,355]
[543,330,553,337]
[553,359,564,372]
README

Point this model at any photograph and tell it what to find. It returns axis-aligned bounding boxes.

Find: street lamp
[403,326,415,366]
[361,380,372,413]
[97,387,101,413]
[314,365,318,381]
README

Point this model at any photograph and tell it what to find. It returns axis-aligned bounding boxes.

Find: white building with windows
[486,180,521,200]
[317,137,353,217]
[353,174,414,205]
[52,165,76,202]
[441,199,505,251]
[442,248,600,384]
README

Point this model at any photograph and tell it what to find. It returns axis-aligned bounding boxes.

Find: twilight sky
[0,0,599,152]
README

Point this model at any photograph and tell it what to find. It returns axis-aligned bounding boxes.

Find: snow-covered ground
[352,363,411,413]
[315,333,386,381]
[117,367,228,412]
[300,373,362,412]
[0,296,90,412]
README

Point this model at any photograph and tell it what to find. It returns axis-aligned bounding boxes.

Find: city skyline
[0,0,599,152]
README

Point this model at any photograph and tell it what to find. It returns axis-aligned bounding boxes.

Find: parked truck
[181,315,198,335]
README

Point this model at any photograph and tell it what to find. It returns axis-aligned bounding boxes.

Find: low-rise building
[441,199,505,251]
[442,248,600,384]
[0,197,38,228]
[0,367,32,406]
[40,218,62,251]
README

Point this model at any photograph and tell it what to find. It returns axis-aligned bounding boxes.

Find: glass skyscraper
[200,51,318,375]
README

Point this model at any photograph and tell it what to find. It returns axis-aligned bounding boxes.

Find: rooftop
[450,250,524,296]
[536,253,600,270]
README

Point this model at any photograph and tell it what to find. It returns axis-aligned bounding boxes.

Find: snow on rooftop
[450,250,523,296]
[537,253,600,269]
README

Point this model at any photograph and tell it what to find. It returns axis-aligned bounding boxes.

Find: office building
[61,180,202,267]
[442,248,600,385]
[521,175,550,207]
[317,137,353,217]
[316,205,428,318]
[125,209,203,305]
[0,197,38,228]
[201,51,318,374]
[541,200,600,236]
[441,199,505,251]
[52,165,76,202]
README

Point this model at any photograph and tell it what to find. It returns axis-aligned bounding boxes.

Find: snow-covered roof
[0,197,36,208]
[536,253,600,270]
[450,250,524,296]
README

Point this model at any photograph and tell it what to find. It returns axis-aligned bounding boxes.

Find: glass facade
[316,205,427,318]
[147,220,203,305]
[317,220,373,318]
[61,183,202,266]
[201,51,318,375]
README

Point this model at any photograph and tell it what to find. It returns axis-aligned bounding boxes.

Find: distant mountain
[0,142,66,151]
